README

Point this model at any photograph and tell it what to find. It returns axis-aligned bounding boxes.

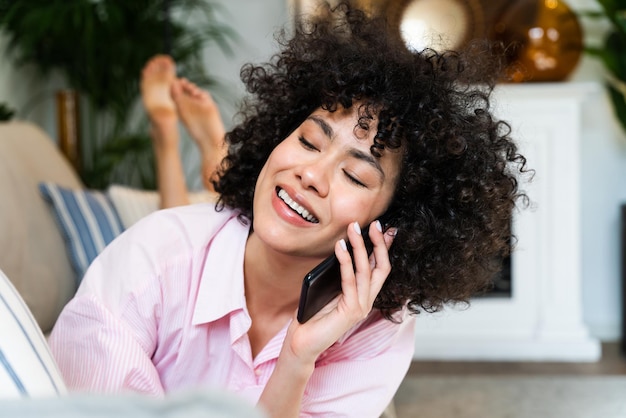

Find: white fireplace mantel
[412,82,602,362]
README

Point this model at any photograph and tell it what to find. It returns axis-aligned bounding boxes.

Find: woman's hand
[283,219,397,364]
[258,220,396,418]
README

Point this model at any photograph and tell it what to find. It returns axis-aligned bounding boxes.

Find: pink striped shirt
[48,204,416,417]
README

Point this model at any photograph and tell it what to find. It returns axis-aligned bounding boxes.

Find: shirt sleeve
[48,213,172,396]
[48,293,164,395]
[299,311,416,418]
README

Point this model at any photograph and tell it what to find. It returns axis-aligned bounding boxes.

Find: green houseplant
[0,102,15,121]
[0,0,236,189]
[581,0,626,134]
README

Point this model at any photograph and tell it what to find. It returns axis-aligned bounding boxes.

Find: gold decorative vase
[492,0,583,82]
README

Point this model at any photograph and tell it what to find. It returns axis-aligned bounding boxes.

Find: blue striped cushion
[39,182,125,283]
[0,268,67,398]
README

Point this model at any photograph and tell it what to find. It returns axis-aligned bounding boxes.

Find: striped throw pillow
[0,268,67,398]
[39,182,125,283]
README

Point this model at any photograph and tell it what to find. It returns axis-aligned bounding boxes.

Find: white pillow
[0,391,268,417]
[0,269,67,398]
[106,185,216,229]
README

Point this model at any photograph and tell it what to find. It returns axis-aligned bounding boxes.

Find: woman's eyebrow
[349,148,385,181]
[307,115,385,181]
[307,115,334,139]
[307,114,385,180]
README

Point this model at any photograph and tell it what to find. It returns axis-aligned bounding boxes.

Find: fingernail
[388,228,398,237]
[375,220,382,232]
[353,222,361,235]
[339,238,348,251]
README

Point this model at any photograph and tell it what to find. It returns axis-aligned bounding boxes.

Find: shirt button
[255,368,262,376]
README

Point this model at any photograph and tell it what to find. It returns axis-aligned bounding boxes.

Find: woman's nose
[298,158,330,197]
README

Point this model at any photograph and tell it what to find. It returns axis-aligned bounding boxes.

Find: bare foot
[171,78,227,191]
[140,55,178,147]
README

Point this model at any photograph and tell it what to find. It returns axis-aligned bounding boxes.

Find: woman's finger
[335,224,358,303]
[367,221,393,299]
[336,220,397,319]
[350,221,379,308]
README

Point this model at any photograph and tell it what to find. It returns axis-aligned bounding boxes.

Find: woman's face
[252,105,402,259]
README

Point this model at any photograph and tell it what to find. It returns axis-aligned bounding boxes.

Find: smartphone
[296,214,393,323]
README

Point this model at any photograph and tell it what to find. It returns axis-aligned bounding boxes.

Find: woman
[49,3,529,417]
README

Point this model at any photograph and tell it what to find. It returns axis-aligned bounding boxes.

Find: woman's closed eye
[298,134,371,187]
[298,136,318,151]
[343,170,366,187]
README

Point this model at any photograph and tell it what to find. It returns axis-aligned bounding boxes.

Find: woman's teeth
[277,188,319,223]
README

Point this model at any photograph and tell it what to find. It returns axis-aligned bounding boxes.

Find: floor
[405,342,626,376]
[391,342,626,418]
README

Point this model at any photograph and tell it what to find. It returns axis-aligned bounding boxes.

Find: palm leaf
[581,1,626,135]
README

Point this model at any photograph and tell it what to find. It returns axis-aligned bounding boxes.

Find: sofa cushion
[0,121,82,334]
[39,183,124,283]
[106,185,161,229]
[0,268,67,398]
[107,184,216,229]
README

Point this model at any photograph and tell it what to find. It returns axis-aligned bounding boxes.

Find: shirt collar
[192,213,251,325]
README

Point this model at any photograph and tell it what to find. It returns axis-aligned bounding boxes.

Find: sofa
[0,121,81,334]
[0,120,206,334]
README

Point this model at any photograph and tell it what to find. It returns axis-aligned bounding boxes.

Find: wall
[0,37,63,137]
[0,0,624,342]
[197,0,292,129]
[567,0,626,340]
[180,0,292,188]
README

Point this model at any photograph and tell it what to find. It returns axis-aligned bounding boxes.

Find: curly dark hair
[214,2,530,318]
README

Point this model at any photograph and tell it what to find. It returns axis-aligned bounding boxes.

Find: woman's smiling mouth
[277,188,319,223]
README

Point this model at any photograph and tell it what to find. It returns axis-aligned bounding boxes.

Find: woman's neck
[243,232,318,317]
[243,232,324,358]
